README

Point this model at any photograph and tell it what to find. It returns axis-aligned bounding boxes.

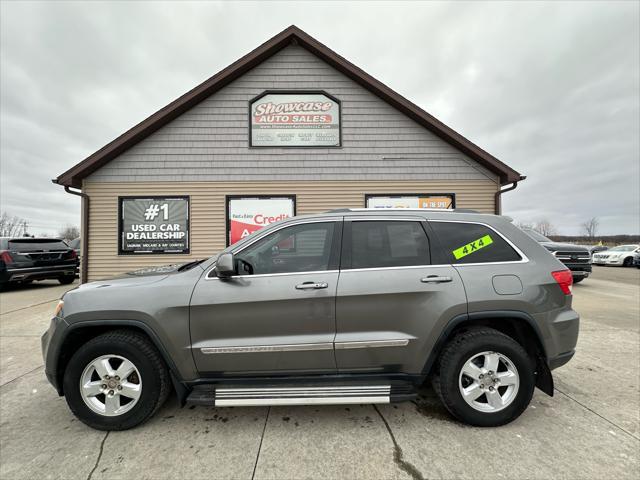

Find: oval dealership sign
[250,92,340,147]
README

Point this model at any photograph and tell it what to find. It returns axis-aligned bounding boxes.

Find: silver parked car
[42,209,579,430]
[592,244,640,267]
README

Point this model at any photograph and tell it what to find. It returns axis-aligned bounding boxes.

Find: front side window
[349,221,430,269]
[234,222,336,275]
[430,222,522,264]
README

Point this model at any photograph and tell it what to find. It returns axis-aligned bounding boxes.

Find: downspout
[495,175,526,215]
[55,182,90,284]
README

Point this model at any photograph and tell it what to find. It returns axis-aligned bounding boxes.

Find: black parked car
[0,237,78,290]
[521,229,592,283]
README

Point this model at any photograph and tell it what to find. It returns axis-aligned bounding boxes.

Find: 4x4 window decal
[452,234,493,260]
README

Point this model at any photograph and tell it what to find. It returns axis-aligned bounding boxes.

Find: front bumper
[41,315,68,395]
[561,263,592,277]
[592,257,624,266]
[2,264,76,283]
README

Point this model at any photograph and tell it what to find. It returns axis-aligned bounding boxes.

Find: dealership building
[55,26,524,282]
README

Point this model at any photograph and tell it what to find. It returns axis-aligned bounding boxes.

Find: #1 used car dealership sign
[119,197,190,254]
[250,92,340,147]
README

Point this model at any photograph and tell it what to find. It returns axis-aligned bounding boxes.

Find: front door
[335,218,467,374]
[190,219,342,376]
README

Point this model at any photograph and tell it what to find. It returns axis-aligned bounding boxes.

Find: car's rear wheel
[63,330,170,430]
[58,274,75,285]
[432,328,535,427]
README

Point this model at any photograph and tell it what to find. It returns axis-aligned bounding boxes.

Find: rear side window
[430,222,521,264]
[349,221,430,269]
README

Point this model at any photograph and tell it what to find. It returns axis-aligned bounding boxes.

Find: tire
[58,274,75,285]
[623,257,633,267]
[432,328,535,427]
[63,330,170,431]
[572,276,584,284]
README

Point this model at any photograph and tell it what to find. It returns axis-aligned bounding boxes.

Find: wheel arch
[423,311,553,396]
[54,320,185,399]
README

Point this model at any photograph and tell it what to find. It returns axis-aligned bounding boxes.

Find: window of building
[235,222,336,275]
[429,221,522,264]
[349,221,430,269]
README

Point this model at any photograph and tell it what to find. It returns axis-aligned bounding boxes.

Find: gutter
[495,175,526,215]
[53,180,89,284]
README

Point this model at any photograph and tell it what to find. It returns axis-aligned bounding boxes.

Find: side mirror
[214,252,235,277]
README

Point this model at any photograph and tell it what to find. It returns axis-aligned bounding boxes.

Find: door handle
[295,282,328,290]
[421,275,452,284]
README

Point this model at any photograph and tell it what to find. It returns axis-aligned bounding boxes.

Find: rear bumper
[1,265,76,283]
[548,350,575,370]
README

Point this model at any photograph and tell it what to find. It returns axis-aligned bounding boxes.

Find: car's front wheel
[432,328,535,427]
[63,330,170,430]
[623,257,633,267]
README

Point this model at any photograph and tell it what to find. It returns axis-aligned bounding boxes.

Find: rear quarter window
[429,221,522,264]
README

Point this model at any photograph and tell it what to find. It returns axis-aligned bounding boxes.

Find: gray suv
[41,209,579,430]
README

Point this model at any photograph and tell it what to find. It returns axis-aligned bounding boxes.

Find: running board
[186,383,413,407]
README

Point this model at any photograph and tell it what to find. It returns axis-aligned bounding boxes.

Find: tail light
[65,250,78,260]
[0,250,13,265]
[551,269,573,295]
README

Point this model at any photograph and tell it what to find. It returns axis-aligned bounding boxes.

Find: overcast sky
[1,0,638,236]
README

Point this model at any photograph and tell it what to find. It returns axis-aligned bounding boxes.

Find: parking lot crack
[87,431,109,480]
[373,405,426,480]
[251,406,270,480]
[555,387,639,441]
[1,298,60,316]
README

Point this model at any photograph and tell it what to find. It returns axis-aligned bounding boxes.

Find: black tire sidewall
[63,336,163,430]
[58,275,75,285]
[438,332,535,427]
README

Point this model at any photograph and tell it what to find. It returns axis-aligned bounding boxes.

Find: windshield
[522,229,551,243]
[608,245,638,252]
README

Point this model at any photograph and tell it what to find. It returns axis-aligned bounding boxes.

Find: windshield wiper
[177,259,206,272]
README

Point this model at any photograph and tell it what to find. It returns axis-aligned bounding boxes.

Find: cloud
[1,0,638,236]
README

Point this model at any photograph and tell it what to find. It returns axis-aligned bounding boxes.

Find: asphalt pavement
[0,266,638,479]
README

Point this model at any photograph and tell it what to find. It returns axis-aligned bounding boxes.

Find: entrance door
[335,218,467,374]
[190,218,342,376]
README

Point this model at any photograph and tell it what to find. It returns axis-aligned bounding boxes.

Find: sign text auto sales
[250,93,340,146]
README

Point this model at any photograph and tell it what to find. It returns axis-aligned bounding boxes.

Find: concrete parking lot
[1,267,638,479]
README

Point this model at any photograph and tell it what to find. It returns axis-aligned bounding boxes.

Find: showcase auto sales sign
[250,93,340,146]
[228,197,295,245]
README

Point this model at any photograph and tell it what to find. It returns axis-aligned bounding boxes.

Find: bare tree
[0,212,28,237]
[581,217,599,239]
[516,221,534,231]
[58,225,80,241]
[534,219,557,237]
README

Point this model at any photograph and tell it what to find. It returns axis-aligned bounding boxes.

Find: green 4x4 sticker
[452,234,493,260]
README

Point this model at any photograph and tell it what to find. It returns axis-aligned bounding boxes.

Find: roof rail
[324,208,481,214]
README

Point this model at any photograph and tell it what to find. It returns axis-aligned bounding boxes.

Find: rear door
[335,217,467,374]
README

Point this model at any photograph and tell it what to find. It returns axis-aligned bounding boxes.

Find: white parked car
[592,244,640,267]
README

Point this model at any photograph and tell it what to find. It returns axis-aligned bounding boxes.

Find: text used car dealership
[54,26,525,282]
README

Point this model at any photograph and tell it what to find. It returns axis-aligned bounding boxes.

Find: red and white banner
[227,197,295,245]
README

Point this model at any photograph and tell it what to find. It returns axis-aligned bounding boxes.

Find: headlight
[53,300,64,317]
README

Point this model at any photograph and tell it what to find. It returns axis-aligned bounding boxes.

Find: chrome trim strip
[218,386,390,394]
[200,342,333,354]
[215,396,390,406]
[341,264,441,273]
[334,339,410,349]
[205,269,339,281]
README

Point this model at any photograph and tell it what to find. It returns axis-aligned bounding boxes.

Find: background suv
[42,210,579,430]
[521,229,592,283]
[1,237,78,290]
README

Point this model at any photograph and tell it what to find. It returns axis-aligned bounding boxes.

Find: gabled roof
[55,25,524,188]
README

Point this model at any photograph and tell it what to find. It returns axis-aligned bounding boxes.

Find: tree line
[0,211,79,241]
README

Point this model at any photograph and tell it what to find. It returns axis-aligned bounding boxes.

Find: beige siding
[84,180,498,281]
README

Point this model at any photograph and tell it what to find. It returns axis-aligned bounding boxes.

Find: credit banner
[228,197,295,245]
[366,195,454,210]
[120,197,189,254]
[250,93,340,146]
